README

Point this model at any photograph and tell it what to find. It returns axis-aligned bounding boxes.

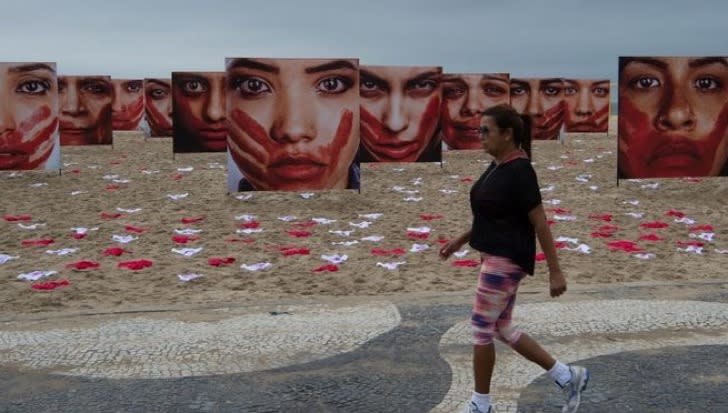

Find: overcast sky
[2,0,726,83]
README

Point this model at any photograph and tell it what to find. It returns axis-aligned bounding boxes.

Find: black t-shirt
[469,157,542,275]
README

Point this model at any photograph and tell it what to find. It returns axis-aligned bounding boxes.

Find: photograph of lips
[359,65,442,162]
[172,72,227,152]
[510,77,566,140]
[440,73,510,150]
[618,56,728,179]
[563,78,610,133]
[0,62,61,170]
[225,58,360,192]
[58,75,113,146]
[111,79,145,131]
[144,78,173,137]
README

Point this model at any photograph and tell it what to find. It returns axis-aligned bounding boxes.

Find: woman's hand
[549,269,567,298]
[439,239,464,260]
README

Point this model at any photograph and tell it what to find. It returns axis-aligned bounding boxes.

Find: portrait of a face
[226,58,360,192]
[563,79,610,133]
[111,79,144,131]
[0,62,60,170]
[359,65,442,162]
[144,78,172,137]
[618,56,728,179]
[510,77,566,140]
[440,73,509,150]
[58,75,112,145]
[172,72,227,152]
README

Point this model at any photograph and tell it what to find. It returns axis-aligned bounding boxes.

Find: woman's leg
[473,343,496,393]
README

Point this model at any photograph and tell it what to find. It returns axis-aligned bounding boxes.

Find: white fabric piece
[575,174,592,183]
[448,175,460,179]
[565,244,592,254]
[18,223,44,230]
[0,254,20,264]
[235,214,257,222]
[361,235,385,242]
[641,182,660,189]
[167,193,189,200]
[277,215,297,222]
[349,221,372,229]
[377,261,406,270]
[178,273,203,282]
[30,183,48,187]
[172,247,203,256]
[392,168,405,172]
[241,262,272,271]
[70,190,88,196]
[543,199,562,205]
[117,207,142,213]
[103,174,119,180]
[391,186,406,192]
[404,197,423,202]
[439,189,458,194]
[715,249,728,254]
[332,240,359,246]
[410,243,429,252]
[7,172,23,177]
[359,213,383,220]
[675,217,696,225]
[560,155,569,159]
[45,248,78,256]
[690,232,715,242]
[177,167,194,172]
[17,270,57,281]
[401,190,420,195]
[553,215,578,221]
[625,212,644,219]
[112,179,130,184]
[678,246,703,254]
[453,250,469,258]
[555,236,579,245]
[207,163,225,169]
[71,227,98,234]
[237,228,263,234]
[411,177,423,185]
[589,186,599,191]
[235,194,254,201]
[634,253,656,260]
[312,217,336,224]
[112,235,137,244]
[321,254,348,264]
[623,200,640,205]
[141,169,160,175]
[329,230,355,237]
[583,158,595,163]
[547,165,562,171]
[299,192,315,199]
[174,228,202,235]
[541,185,555,192]
[407,226,432,234]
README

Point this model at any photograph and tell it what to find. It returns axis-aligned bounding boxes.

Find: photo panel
[58,75,113,145]
[563,78,610,133]
[359,65,442,162]
[225,58,360,192]
[440,73,510,150]
[509,77,566,140]
[111,78,144,131]
[0,62,61,170]
[618,56,728,179]
[144,78,172,137]
[172,72,227,153]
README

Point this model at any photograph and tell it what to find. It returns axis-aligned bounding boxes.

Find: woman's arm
[528,204,567,297]
[438,229,472,259]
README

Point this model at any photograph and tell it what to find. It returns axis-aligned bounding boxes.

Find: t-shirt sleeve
[514,161,542,213]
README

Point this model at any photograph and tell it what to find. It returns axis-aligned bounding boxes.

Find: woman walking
[439,104,589,413]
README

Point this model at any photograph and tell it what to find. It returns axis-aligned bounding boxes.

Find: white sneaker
[460,400,492,413]
[561,365,590,413]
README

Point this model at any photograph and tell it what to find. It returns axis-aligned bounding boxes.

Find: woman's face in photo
[440,73,509,150]
[619,56,728,178]
[359,65,442,161]
[144,79,172,136]
[59,76,112,145]
[563,79,610,133]
[510,78,565,140]
[111,79,144,130]
[226,58,359,191]
[173,72,227,151]
[0,62,59,170]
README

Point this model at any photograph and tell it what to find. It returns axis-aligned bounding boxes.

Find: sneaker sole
[566,369,590,413]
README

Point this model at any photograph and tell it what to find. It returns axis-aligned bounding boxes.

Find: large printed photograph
[59,75,113,145]
[172,72,227,153]
[510,77,565,140]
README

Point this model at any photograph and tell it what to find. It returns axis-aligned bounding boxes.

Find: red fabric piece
[589,213,613,222]
[172,235,199,244]
[607,240,644,252]
[640,221,669,229]
[371,248,406,256]
[21,238,54,247]
[549,208,571,215]
[554,241,568,249]
[72,232,87,240]
[118,259,153,271]
[239,221,261,229]
[125,225,147,234]
[208,257,236,267]
[106,184,120,191]
[436,237,450,245]
[224,237,255,243]
[590,231,613,238]
[419,214,444,221]
[677,240,704,248]
[32,279,70,290]
[665,209,686,218]
[639,233,664,242]
[591,224,619,238]
[547,220,556,226]
[171,173,184,180]
[4,214,32,222]
[682,177,703,183]
[535,252,547,262]
[110,160,122,165]
[407,231,430,240]
[287,230,312,238]
[313,264,339,272]
[181,216,205,224]
[101,212,123,219]
[452,259,480,268]
[70,168,80,174]
[281,247,311,256]
[689,225,714,233]
[103,247,129,256]
[66,260,100,271]
[460,176,474,183]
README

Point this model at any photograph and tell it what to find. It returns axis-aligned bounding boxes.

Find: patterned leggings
[471,253,526,346]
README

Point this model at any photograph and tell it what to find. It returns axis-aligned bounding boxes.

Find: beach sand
[2,117,727,315]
